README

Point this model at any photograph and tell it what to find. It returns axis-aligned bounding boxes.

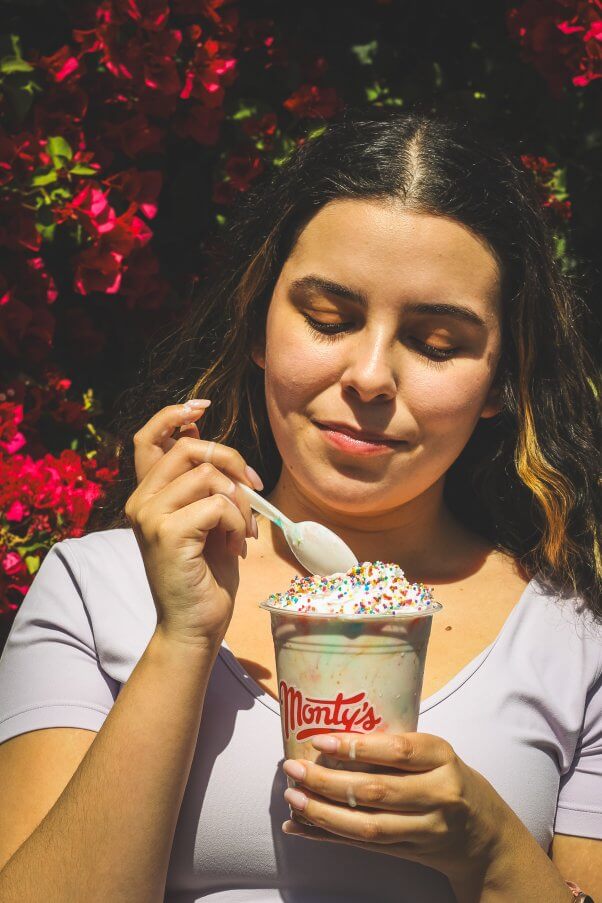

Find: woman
[0,109,599,902]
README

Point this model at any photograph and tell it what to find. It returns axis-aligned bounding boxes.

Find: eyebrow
[289,274,487,327]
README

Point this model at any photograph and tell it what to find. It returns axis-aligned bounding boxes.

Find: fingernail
[240,539,248,559]
[312,736,338,752]
[186,399,211,409]
[283,760,306,781]
[251,513,259,539]
[244,464,264,491]
[284,788,308,811]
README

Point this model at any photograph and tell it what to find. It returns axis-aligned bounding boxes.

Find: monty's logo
[279,681,382,741]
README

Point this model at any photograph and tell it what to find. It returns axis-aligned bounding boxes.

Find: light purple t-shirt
[0,528,601,902]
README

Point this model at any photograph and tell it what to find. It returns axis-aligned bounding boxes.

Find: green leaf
[49,187,72,202]
[351,40,378,66]
[0,58,34,74]
[32,170,58,187]
[215,213,227,226]
[47,135,73,167]
[307,125,327,141]
[24,555,40,575]
[37,221,57,241]
[70,438,79,450]
[232,102,258,121]
[70,164,97,176]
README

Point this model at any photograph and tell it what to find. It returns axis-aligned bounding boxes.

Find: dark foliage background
[0,0,600,649]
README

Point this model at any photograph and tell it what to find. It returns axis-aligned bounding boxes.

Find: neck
[264,470,490,584]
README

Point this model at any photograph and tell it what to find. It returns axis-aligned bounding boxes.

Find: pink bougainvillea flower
[120,246,169,310]
[123,0,170,31]
[0,198,41,252]
[67,183,117,237]
[102,113,164,157]
[508,0,602,94]
[109,169,163,218]
[38,45,80,82]
[224,150,264,190]
[0,402,26,455]
[74,246,124,294]
[1,552,27,578]
[283,84,342,118]
[5,500,29,523]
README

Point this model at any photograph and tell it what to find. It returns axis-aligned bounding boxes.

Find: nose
[340,330,398,403]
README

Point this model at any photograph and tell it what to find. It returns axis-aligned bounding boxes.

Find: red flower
[224,150,264,190]
[508,1,602,93]
[0,198,41,252]
[38,45,81,82]
[122,0,170,31]
[67,183,117,237]
[101,113,164,157]
[120,246,170,310]
[74,246,123,294]
[1,552,27,578]
[283,84,342,118]
[105,169,163,218]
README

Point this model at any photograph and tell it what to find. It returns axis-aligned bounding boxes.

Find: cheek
[264,323,339,408]
[406,361,492,430]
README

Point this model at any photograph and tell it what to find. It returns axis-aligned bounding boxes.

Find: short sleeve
[555,669,602,839]
[0,540,119,745]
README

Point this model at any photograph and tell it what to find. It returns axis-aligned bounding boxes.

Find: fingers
[133,402,212,483]
[142,462,257,539]
[141,434,262,497]
[283,759,436,813]
[146,492,248,558]
[283,786,435,846]
[310,732,455,773]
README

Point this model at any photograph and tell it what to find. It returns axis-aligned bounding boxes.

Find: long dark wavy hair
[89,106,601,617]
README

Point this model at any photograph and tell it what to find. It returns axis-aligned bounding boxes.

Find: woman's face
[253,198,503,518]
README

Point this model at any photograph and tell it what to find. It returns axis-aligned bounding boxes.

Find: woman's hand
[281,731,512,892]
[125,400,264,649]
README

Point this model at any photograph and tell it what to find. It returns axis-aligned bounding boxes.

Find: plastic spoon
[237,482,359,577]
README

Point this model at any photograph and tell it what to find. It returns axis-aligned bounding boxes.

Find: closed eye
[303,315,459,362]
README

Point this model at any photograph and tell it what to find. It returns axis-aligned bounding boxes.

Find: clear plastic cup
[259,601,442,825]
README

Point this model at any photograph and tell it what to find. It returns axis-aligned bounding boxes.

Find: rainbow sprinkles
[263,561,436,617]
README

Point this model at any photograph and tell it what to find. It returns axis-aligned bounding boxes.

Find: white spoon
[237,482,359,577]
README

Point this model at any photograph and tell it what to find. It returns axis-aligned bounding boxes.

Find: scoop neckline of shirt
[219,578,537,717]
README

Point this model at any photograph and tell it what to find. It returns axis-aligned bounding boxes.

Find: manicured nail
[312,736,338,752]
[283,759,306,781]
[185,399,211,409]
[284,787,308,811]
[244,464,264,490]
[251,514,259,539]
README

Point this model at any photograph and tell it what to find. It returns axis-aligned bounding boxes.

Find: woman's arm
[551,835,602,900]
[0,628,218,903]
[448,812,579,903]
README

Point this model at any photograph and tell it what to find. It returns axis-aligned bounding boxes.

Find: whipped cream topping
[261,561,437,617]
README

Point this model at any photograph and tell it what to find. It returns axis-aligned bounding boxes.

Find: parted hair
[89,106,601,617]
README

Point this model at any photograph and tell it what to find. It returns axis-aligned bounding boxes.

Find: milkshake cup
[259,561,442,825]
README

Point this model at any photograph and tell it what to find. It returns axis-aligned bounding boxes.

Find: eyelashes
[302,315,459,363]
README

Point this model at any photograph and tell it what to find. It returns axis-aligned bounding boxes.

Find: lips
[314,421,402,444]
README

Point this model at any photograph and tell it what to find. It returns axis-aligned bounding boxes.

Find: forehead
[285,198,501,313]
